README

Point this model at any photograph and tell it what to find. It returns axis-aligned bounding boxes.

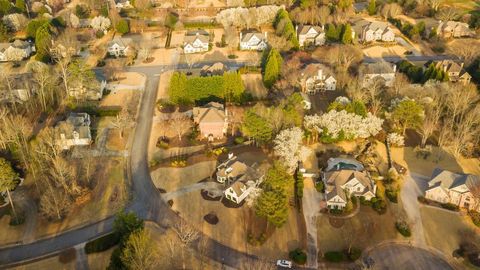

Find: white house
[0,40,35,62]
[425,168,480,211]
[107,37,132,57]
[360,62,397,87]
[297,25,325,47]
[322,157,377,209]
[239,32,268,51]
[183,30,209,54]
[356,21,395,43]
[302,64,337,94]
[114,0,132,9]
[56,113,93,150]
[0,73,35,104]
[216,154,263,204]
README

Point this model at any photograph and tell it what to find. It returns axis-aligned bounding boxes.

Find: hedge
[469,211,480,227]
[395,221,411,237]
[324,251,345,262]
[85,233,121,254]
[289,248,307,265]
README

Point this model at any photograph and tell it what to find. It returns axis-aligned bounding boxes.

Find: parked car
[276,260,292,268]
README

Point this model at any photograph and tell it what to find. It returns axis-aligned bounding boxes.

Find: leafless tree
[346,78,368,103]
[381,3,403,19]
[239,259,276,270]
[428,0,443,12]
[39,186,71,220]
[172,221,199,270]
[364,79,385,116]
[319,45,362,73]
[448,40,480,66]
[420,98,443,148]
[30,62,55,112]
[166,111,192,141]
[449,106,480,157]
[268,35,293,52]
[50,156,81,197]
[436,7,460,21]
[104,60,125,82]
[121,229,160,270]
[111,108,133,139]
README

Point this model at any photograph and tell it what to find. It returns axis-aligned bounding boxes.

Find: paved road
[363,54,458,63]
[301,178,323,269]
[366,243,454,270]
[395,37,421,56]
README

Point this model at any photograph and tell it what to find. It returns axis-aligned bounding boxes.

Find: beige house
[0,40,35,62]
[296,25,326,47]
[425,169,480,211]
[436,21,474,38]
[56,113,93,150]
[216,154,263,204]
[0,73,35,104]
[239,31,268,51]
[360,62,397,87]
[193,102,228,140]
[322,158,376,209]
[183,30,209,54]
[433,60,472,85]
[355,21,395,43]
[302,64,337,94]
[200,62,227,76]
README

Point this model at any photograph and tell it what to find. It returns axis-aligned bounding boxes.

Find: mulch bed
[221,197,245,208]
[204,212,219,225]
[200,189,222,201]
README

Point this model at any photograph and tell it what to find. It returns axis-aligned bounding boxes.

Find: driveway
[400,173,430,247]
[395,37,421,56]
[366,243,453,270]
[301,178,324,269]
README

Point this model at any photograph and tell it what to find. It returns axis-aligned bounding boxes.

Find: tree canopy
[263,48,283,88]
[392,99,424,134]
[0,158,18,193]
[115,19,129,35]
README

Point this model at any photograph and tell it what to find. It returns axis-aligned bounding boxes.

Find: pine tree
[115,19,129,35]
[326,24,338,42]
[35,23,52,62]
[263,48,282,88]
[242,110,273,145]
[367,0,376,15]
[342,23,353,44]
[0,158,19,223]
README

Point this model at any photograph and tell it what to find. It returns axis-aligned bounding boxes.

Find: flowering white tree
[387,132,405,147]
[70,13,80,28]
[216,5,282,29]
[304,110,384,141]
[274,127,311,173]
[5,47,27,62]
[245,187,262,208]
[335,96,351,105]
[90,16,111,32]
[2,14,28,32]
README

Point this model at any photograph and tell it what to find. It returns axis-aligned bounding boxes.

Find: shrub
[372,198,387,215]
[324,251,345,262]
[156,137,169,149]
[228,54,238,59]
[315,181,324,192]
[417,196,428,204]
[85,233,121,254]
[9,212,25,226]
[347,247,362,261]
[440,203,459,211]
[171,158,187,167]
[289,248,307,265]
[59,248,77,264]
[395,221,411,237]
[234,136,245,144]
[469,211,480,227]
[385,189,398,203]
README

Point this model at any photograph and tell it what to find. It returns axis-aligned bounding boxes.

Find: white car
[276,260,293,268]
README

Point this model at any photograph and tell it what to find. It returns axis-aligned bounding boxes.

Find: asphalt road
[363,54,458,63]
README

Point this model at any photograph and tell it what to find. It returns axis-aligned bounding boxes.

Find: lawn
[0,213,25,245]
[420,206,480,257]
[242,74,268,99]
[151,160,217,192]
[10,254,76,270]
[443,0,480,12]
[317,206,401,253]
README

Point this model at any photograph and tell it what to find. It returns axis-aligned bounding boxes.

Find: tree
[0,22,7,42]
[115,19,129,34]
[367,0,376,15]
[381,3,402,19]
[110,107,132,138]
[263,48,282,88]
[113,211,144,242]
[172,221,199,270]
[223,72,245,103]
[35,22,52,62]
[255,190,288,227]
[242,109,273,145]
[166,111,192,141]
[0,158,19,222]
[15,0,26,13]
[274,127,310,173]
[341,23,353,44]
[26,18,48,38]
[2,13,28,32]
[392,99,424,134]
[121,229,159,270]
[90,16,111,32]
[420,98,442,148]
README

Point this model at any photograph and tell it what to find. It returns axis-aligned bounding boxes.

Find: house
[192,102,228,140]
[297,25,326,47]
[183,30,209,54]
[437,21,474,38]
[360,62,396,87]
[0,73,35,104]
[322,157,377,209]
[425,168,480,211]
[68,72,106,100]
[216,154,263,204]
[356,21,395,43]
[56,113,93,150]
[239,31,268,51]
[302,64,337,94]
[107,37,132,57]
[0,40,35,62]
[433,60,472,85]
[200,62,227,76]
[114,0,132,9]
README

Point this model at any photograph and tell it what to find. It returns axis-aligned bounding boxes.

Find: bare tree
[428,0,443,12]
[166,111,192,141]
[436,7,460,21]
[381,3,403,19]
[172,221,199,270]
[121,229,159,270]
[111,108,133,139]
[364,79,385,116]
[240,259,276,270]
[320,45,362,73]
[448,40,480,66]
[39,186,71,220]
[104,60,125,82]
[450,106,480,157]
[420,98,443,148]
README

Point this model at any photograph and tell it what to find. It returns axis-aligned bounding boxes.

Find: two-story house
[437,21,474,38]
[302,64,337,94]
[193,102,228,141]
[360,62,397,87]
[297,25,326,47]
[107,37,132,57]
[433,60,472,85]
[68,72,106,100]
[0,73,35,104]
[0,40,35,62]
[425,168,480,211]
[322,157,377,209]
[216,154,263,204]
[356,21,395,43]
[183,30,209,54]
[239,31,268,51]
[56,113,93,150]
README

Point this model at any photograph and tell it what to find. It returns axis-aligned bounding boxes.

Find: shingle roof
[241,32,265,43]
[298,25,323,36]
[193,102,225,124]
[429,168,480,193]
[362,62,395,74]
[107,37,132,48]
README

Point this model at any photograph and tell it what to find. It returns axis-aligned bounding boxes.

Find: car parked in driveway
[276,260,292,268]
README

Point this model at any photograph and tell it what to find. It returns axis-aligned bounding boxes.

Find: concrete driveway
[366,243,453,270]
[301,178,324,269]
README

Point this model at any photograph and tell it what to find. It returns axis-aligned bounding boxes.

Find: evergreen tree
[367,0,376,15]
[223,72,245,103]
[341,23,353,44]
[35,23,52,62]
[115,19,129,35]
[263,48,282,88]
[0,158,19,223]
[242,110,273,145]
[15,0,26,13]
[255,190,288,227]
[326,24,339,42]
[0,22,7,42]
[26,19,49,39]
[392,100,424,134]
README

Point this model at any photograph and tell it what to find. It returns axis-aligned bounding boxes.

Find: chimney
[295,25,298,34]
[196,32,199,36]
[318,69,323,80]
[264,31,267,40]
[321,24,325,31]
[393,64,397,73]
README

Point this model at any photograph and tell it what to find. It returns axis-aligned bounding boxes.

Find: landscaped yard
[316,206,401,253]
[420,206,480,257]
